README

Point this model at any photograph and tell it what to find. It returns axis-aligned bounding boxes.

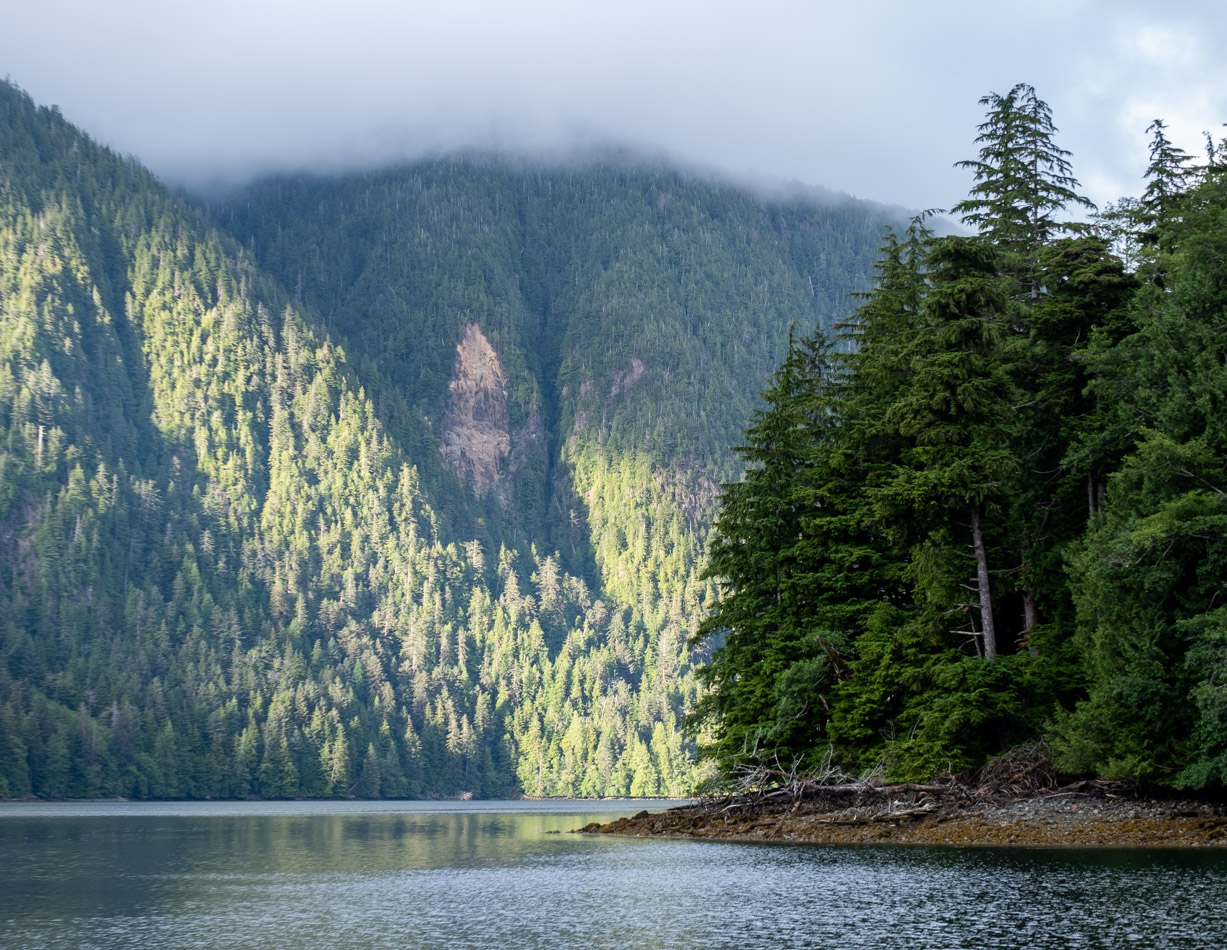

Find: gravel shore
[580,787,1227,848]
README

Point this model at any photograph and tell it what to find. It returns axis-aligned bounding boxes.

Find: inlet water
[3,800,1226,949]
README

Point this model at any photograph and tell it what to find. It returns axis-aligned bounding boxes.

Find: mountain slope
[208,158,896,564]
[0,80,902,799]
[209,157,901,792]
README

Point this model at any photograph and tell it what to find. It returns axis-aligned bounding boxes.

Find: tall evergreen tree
[697,86,1134,782]
[873,237,1020,659]
[688,329,842,775]
[953,83,1096,296]
[1141,119,1196,225]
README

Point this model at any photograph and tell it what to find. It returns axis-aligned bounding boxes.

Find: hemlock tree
[953,83,1096,297]
[1141,119,1196,229]
[1137,119,1197,283]
[875,237,1021,660]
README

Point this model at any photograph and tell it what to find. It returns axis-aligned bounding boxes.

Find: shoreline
[580,785,1227,849]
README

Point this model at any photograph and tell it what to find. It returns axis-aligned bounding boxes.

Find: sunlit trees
[0,78,902,800]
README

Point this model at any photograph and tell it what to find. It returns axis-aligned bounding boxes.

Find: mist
[4,0,1225,211]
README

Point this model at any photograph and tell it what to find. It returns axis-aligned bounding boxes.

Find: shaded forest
[693,85,1227,791]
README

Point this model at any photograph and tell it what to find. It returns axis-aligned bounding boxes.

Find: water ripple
[3,803,1225,949]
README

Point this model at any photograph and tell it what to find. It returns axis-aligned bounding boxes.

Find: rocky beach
[581,772,1227,848]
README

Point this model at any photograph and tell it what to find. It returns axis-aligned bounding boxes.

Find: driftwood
[583,743,1227,847]
[694,743,1130,829]
[582,745,1227,847]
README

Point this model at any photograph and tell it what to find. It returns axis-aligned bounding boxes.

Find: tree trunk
[1021,586,1040,656]
[969,503,997,659]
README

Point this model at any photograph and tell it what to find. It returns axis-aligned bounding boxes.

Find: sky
[3,0,1225,212]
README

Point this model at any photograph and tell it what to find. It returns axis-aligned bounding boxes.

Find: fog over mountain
[4,0,1225,209]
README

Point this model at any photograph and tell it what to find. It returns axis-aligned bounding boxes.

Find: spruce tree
[873,237,1020,659]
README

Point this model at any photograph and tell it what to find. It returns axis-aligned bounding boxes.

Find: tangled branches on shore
[696,743,1132,824]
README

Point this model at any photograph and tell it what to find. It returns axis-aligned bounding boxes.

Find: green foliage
[688,329,843,771]
[1056,163,1227,787]
[953,82,1096,294]
[0,80,900,799]
[693,83,1227,791]
[10,72,1225,799]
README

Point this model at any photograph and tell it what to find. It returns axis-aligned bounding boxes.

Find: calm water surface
[2,800,1226,949]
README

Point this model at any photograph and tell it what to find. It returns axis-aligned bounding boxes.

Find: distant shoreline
[580,784,1227,848]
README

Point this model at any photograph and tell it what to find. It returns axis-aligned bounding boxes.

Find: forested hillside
[694,85,1227,791]
[0,79,900,799]
[206,156,893,569]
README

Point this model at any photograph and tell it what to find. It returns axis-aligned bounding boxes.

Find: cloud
[4,1,1225,210]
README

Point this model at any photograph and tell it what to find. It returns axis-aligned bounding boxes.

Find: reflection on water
[3,800,1227,949]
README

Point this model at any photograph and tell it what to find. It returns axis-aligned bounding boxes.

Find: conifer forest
[1,78,1224,799]
[693,86,1227,791]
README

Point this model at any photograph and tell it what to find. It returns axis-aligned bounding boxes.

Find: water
[2,801,1226,949]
